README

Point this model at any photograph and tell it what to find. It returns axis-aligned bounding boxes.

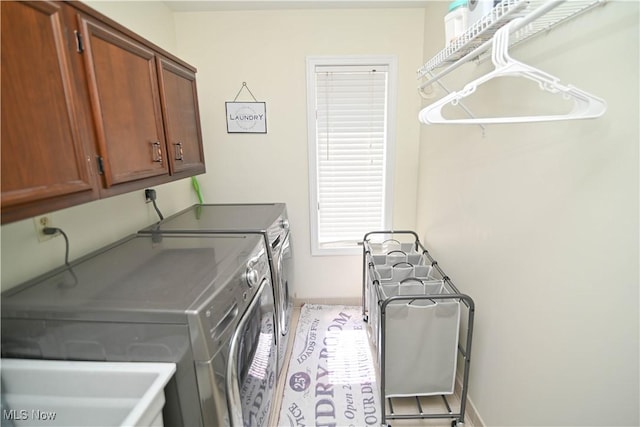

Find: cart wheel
[451,421,464,427]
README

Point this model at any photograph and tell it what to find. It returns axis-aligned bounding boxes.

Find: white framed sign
[225,102,267,133]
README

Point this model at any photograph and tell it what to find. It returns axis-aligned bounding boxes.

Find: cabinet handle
[174,142,184,161]
[151,141,163,163]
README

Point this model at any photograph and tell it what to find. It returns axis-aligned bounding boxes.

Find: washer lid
[1,234,262,323]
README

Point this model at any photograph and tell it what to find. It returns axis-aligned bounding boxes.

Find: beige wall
[418,2,639,426]
[85,0,177,50]
[172,8,425,301]
[0,1,197,290]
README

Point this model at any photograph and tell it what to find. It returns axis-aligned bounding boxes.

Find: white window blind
[311,63,390,252]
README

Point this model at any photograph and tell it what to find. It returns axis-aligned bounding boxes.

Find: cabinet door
[157,57,206,176]
[78,15,169,187]
[1,1,95,219]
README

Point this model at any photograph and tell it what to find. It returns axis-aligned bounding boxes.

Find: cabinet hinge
[74,31,84,53]
[96,156,104,174]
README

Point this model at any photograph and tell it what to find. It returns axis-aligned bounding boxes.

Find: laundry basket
[361,230,475,427]
[367,263,437,351]
[376,279,461,397]
[363,237,427,328]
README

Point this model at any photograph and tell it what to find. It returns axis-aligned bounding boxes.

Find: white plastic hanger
[418,18,607,125]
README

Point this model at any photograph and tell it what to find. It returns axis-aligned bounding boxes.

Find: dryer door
[226,279,277,427]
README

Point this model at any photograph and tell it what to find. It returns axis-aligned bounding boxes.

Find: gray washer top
[1,233,263,324]
[138,203,286,240]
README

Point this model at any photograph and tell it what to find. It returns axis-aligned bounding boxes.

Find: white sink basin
[1,359,175,427]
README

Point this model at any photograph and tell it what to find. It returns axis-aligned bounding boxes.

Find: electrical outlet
[144,188,156,203]
[33,214,56,242]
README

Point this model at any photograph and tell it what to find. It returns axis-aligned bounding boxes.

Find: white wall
[172,8,425,301]
[0,1,198,291]
[84,0,177,49]
[418,2,639,426]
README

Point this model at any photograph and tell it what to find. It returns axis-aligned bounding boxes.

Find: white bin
[368,241,418,256]
[364,241,426,327]
[367,261,439,351]
[376,265,433,282]
[444,0,469,45]
[377,281,461,397]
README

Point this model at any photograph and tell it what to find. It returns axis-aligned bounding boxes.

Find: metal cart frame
[362,230,475,427]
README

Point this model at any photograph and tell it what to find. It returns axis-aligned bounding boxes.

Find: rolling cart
[362,230,475,427]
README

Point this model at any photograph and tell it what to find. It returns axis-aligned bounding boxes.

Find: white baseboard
[455,374,485,427]
[294,296,362,307]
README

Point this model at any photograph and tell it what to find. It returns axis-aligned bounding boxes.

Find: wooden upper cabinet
[77,15,169,188]
[0,1,206,224]
[157,57,206,177]
[1,1,97,222]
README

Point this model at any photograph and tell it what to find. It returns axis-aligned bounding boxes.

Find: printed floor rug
[277,304,381,427]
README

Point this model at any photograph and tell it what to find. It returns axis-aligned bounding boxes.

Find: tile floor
[270,305,475,427]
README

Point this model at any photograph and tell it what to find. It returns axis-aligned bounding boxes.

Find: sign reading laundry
[226,102,267,133]
[278,304,381,427]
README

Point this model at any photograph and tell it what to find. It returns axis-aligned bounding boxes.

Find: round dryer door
[226,279,277,427]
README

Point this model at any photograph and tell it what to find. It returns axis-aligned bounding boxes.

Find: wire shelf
[418,0,606,89]
[506,0,605,49]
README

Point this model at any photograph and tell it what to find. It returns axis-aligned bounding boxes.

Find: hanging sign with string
[225,82,267,133]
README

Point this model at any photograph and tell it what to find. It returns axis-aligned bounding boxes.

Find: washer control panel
[245,243,269,288]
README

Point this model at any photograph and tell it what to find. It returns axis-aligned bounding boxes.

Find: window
[306,56,397,255]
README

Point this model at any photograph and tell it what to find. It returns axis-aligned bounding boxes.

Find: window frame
[306,55,397,256]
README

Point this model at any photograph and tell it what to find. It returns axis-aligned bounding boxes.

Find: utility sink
[0,359,175,427]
